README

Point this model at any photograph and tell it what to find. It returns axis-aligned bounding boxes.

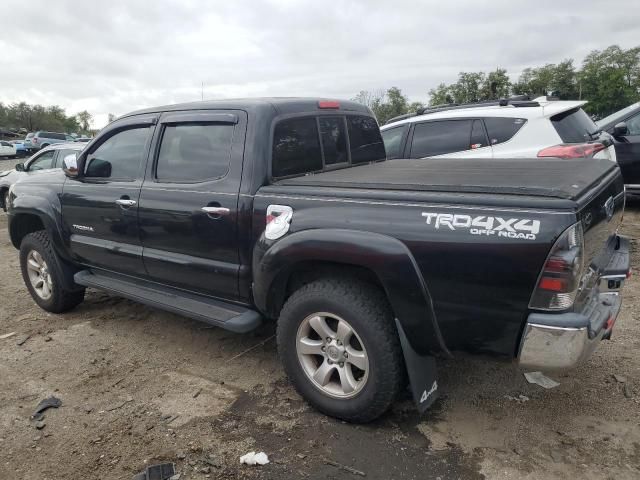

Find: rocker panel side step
[74,270,262,333]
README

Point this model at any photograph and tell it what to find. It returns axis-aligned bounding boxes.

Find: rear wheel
[19,230,85,313]
[2,190,8,212]
[277,278,404,423]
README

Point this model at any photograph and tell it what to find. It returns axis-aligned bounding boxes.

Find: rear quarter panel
[253,188,575,357]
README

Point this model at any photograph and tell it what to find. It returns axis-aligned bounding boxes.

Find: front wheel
[19,230,85,313]
[277,279,404,423]
[2,190,9,212]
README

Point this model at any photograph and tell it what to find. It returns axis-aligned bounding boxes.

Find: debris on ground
[524,371,560,389]
[132,462,176,480]
[106,396,134,411]
[505,394,530,403]
[16,334,31,346]
[325,458,366,477]
[32,396,62,421]
[624,384,633,398]
[0,332,16,339]
[34,421,46,430]
[613,374,627,383]
[192,388,201,399]
[240,451,269,466]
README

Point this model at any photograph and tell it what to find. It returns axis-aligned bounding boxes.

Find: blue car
[10,140,28,157]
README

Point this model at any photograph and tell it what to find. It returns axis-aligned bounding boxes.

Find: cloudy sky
[1,0,638,128]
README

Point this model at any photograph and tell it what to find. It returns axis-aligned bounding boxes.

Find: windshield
[596,102,640,127]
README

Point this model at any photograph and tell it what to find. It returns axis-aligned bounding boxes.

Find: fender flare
[253,228,450,356]
[9,194,80,291]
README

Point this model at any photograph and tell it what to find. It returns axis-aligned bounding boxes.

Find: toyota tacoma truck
[7,98,630,422]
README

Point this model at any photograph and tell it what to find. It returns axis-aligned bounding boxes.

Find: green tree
[428,83,453,106]
[480,68,511,100]
[449,72,485,104]
[76,110,93,133]
[353,87,412,124]
[579,45,640,118]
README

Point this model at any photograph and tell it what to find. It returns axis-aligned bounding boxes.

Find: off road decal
[421,212,540,240]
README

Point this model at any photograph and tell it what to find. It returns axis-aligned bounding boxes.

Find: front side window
[156,123,234,182]
[381,125,407,159]
[319,117,348,165]
[28,150,56,171]
[410,120,473,157]
[85,127,151,179]
[347,116,385,163]
[56,149,79,168]
[625,112,640,135]
[272,117,322,178]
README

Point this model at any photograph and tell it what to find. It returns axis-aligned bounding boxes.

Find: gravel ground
[0,199,638,480]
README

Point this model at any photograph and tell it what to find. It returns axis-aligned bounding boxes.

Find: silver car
[0,143,85,211]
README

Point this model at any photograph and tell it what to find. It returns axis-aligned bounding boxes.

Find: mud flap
[395,318,439,413]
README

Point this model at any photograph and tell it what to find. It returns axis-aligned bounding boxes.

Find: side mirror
[63,154,79,178]
[613,122,628,137]
[15,163,25,172]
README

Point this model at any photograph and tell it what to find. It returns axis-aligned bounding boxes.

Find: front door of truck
[137,110,246,300]
[61,116,156,277]
[613,112,640,186]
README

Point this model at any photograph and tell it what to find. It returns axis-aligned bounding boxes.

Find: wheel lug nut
[321,346,326,352]
[343,352,348,358]
[339,362,344,367]
[336,340,342,346]
[326,337,332,343]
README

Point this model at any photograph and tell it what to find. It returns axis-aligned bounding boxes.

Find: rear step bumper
[74,270,262,333]
[517,235,630,370]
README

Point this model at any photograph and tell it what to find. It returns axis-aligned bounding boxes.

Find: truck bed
[276,157,618,201]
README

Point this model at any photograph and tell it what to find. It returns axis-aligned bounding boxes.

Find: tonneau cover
[276,157,618,200]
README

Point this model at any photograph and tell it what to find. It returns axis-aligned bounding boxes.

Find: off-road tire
[277,278,404,423]
[19,230,85,313]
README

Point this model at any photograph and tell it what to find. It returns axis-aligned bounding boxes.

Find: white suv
[380,97,616,162]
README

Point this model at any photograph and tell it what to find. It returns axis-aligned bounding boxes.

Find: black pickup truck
[7,98,630,422]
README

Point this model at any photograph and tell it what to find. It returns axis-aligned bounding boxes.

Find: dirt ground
[0,184,639,479]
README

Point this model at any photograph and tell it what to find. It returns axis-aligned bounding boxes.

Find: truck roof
[121,97,372,119]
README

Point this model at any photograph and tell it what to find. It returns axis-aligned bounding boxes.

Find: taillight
[318,100,340,109]
[529,223,584,310]
[537,143,605,159]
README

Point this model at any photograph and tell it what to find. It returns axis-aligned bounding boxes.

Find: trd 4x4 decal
[421,212,540,240]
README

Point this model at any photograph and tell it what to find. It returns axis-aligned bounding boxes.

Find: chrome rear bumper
[518,236,629,371]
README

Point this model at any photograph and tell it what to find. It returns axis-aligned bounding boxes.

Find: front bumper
[518,236,630,370]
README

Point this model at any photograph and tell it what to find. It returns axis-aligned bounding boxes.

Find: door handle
[115,199,137,207]
[201,206,230,216]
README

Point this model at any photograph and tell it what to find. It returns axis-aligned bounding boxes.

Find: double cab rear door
[61,111,248,301]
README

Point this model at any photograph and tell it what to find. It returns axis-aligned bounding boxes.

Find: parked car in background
[75,136,92,143]
[381,96,616,163]
[23,132,35,151]
[596,102,640,196]
[29,131,68,151]
[0,142,84,211]
[0,141,18,158]
[10,140,28,157]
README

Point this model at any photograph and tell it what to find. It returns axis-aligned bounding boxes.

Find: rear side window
[272,117,322,178]
[411,120,473,157]
[156,123,234,182]
[381,125,408,159]
[319,117,348,165]
[41,132,66,140]
[550,108,597,143]
[470,120,487,149]
[347,116,385,163]
[484,117,526,145]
